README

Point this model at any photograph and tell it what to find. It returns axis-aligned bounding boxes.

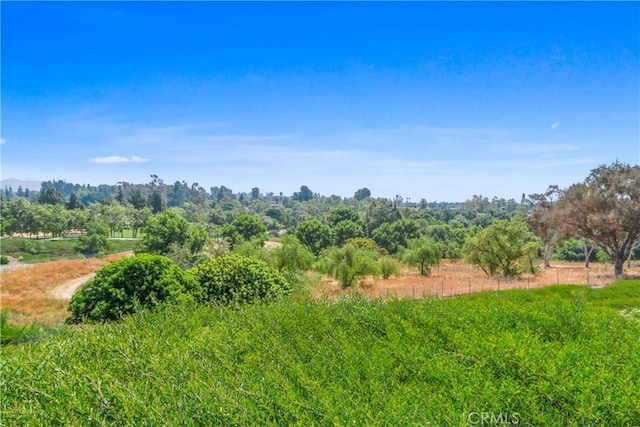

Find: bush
[67,254,199,323]
[0,255,9,265]
[379,256,401,279]
[191,254,291,306]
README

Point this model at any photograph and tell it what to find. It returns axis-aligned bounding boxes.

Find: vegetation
[0,237,135,263]
[2,281,638,424]
[401,237,443,275]
[191,253,291,306]
[76,220,110,256]
[553,161,640,277]
[67,254,199,323]
[316,242,380,288]
[463,218,542,277]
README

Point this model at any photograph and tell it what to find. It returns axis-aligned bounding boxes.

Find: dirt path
[50,273,96,300]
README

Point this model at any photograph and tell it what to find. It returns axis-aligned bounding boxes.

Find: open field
[0,253,132,324]
[316,260,640,299]
[2,281,639,424]
[0,237,137,264]
[2,254,638,326]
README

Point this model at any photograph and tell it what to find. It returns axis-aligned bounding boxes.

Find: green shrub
[0,255,9,265]
[19,238,44,255]
[67,254,199,323]
[191,253,290,305]
[379,256,401,279]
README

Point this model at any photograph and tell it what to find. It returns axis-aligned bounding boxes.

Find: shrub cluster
[68,253,290,323]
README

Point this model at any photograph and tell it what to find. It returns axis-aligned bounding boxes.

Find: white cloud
[0,138,5,145]
[90,155,149,164]
[550,122,560,130]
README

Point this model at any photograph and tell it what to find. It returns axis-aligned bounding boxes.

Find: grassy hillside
[0,237,136,263]
[2,281,639,425]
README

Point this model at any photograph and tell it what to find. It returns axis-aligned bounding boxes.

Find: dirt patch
[314,260,640,299]
[0,252,132,324]
[50,273,96,300]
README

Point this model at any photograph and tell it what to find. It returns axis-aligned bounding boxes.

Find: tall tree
[354,187,371,201]
[527,185,564,268]
[553,161,640,277]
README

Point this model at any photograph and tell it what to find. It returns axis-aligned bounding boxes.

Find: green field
[0,237,137,263]
[2,281,639,425]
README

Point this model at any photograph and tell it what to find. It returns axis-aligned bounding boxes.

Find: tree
[294,185,314,202]
[149,189,165,214]
[402,237,443,275]
[129,206,152,238]
[316,242,379,288]
[463,218,542,277]
[251,187,260,200]
[128,188,148,210]
[328,206,361,227]
[295,219,333,255]
[232,214,267,243]
[191,254,290,305]
[77,221,110,256]
[38,187,65,205]
[100,203,129,237]
[66,193,84,210]
[269,235,315,274]
[67,254,198,323]
[371,219,421,254]
[333,220,366,246]
[137,210,192,255]
[527,185,564,268]
[354,187,371,201]
[365,199,401,234]
[553,161,640,277]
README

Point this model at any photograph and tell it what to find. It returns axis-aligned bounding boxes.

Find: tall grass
[2,281,639,425]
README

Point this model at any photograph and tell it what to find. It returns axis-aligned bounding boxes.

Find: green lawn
[0,237,137,263]
[2,281,639,425]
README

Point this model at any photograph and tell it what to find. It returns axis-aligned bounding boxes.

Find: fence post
[441,279,444,299]
[468,279,471,295]
[587,270,590,287]
[557,270,560,284]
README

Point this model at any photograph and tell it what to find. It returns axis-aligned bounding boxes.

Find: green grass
[2,281,639,425]
[0,237,136,263]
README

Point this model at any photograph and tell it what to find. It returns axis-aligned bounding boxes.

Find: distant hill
[0,178,42,192]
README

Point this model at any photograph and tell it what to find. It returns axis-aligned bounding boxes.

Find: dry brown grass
[314,260,640,300]
[0,253,131,325]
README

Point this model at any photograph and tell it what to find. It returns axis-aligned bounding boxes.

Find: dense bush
[67,254,199,323]
[191,253,291,305]
[0,255,9,265]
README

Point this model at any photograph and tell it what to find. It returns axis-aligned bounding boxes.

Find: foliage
[379,256,401,279]
[269,235,314,274]
[0,309,41,345]
[372,218,421,254]
[3,281,639,425]
[293,185,314,202]
[364,199,401,234]
[137,210,207,257]
[0,237,135,263]
[463,218,542,277]
[0,255,9,265]
[354,187,371,201]
[553,161,640,277]
[67,254,198,323]
[76,221,110,256]
[333,219,366,246]
[401,237,443,275]
[295,219,333,255]
[316,242,380,288]
[191,254,290,306]
[328,205,361,226]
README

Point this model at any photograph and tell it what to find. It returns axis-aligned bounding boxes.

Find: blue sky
[2,2,638,202]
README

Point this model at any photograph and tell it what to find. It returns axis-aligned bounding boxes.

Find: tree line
[1,162,639,281]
